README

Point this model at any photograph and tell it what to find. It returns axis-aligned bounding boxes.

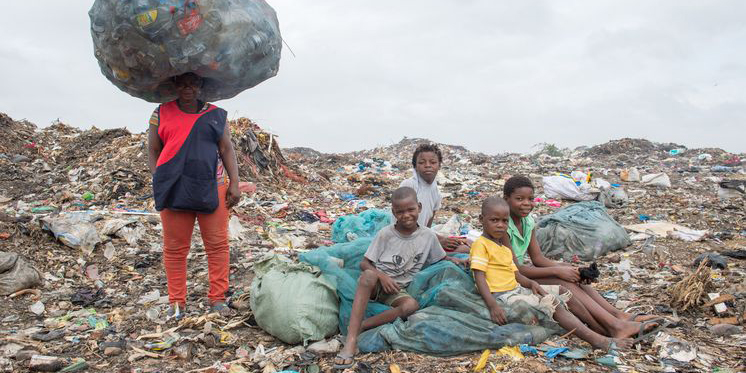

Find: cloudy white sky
[1,1,745,154]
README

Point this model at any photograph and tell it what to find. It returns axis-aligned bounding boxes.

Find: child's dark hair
[503,175,534,197]
[411,144,443,168]
[482,196,509,215]
[392,186,418,203]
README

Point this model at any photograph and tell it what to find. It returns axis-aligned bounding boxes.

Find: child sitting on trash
[335,186,467,369]
[399,143,469,252]
[500,175,662,339]
[470,196,634,351]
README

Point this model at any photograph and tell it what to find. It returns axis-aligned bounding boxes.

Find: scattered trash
[542,176,598,201]
[474,349,490,371]
[705,293,731,315]
[595,354,620,368]
[693,252,728,270]
[709,324,742,337]
[625,221,708,242]
[671,260,714,311]
[653,332,697,365]
[0,251,42,295]
[721,249,746,260]
[40,213,101,255]
[29,301,45,316]
[494,346,524,360]
[641,173,672,188]
[306,338,342,355]
[620,167,641,182]
[543,347,569,359]
[29,355,64,372]
[1,115,744,372]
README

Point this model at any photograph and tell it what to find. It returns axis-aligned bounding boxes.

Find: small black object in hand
[579,262,600,284]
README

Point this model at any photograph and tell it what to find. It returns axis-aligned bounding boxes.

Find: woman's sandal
[210,301,236,317]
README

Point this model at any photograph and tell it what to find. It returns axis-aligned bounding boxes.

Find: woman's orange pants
[160,184,229,305]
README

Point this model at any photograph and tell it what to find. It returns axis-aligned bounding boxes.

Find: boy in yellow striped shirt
[470,197,633,351]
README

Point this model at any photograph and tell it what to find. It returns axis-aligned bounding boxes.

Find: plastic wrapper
[89,0,281,103]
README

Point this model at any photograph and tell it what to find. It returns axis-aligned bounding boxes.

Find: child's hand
[441,236,467,250]
[529,281,548,296]
[378,274,400,294]
[446,256,469,268]
[489,304,507,325]
[555,267,580,283]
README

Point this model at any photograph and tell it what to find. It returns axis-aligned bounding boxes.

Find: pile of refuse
[1,112,745,372]
[89,0,282,102]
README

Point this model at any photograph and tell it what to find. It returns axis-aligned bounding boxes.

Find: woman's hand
[226,183,241,209]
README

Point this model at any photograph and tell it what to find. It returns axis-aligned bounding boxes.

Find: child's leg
[339,269,382,359]
[551,284,606,335]
[361,296,419,330]
[579,284,658,322]
[538,278,646,339]
[552,305,633,350]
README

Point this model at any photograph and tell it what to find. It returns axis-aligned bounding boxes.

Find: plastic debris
[495,346,524,360]
[89,0,282,102]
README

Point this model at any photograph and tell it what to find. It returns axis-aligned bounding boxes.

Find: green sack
[250,254,339,344]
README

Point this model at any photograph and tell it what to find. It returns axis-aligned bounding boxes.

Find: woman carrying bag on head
[148,72,241,319]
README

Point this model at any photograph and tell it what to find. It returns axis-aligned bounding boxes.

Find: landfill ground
[1,111,745,373]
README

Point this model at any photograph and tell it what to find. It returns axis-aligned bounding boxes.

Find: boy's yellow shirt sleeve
[470,240,489,272]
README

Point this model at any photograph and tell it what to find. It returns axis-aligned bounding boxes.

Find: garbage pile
[89,0,282,102]
[1,112,745,372]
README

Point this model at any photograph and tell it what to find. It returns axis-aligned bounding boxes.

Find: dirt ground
[1,113,745,372]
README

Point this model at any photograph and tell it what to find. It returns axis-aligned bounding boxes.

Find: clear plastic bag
[89,0,282,102]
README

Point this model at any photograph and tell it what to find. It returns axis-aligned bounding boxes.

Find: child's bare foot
[335,343,357,369]
[595,337,633,351]
[333,352,355,370]
[609,320,658,339]
[621,312,659,323]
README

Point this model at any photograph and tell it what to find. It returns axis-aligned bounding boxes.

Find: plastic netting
[299,211,561,356]
[330,208,392,243]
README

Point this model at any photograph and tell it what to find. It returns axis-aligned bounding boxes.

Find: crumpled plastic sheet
[330,208,392,243]
[89,0,282,102]
[536,201,631,261]
[40,212,102,255]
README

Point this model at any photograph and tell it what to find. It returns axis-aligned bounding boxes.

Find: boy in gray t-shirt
[335,187,466,369]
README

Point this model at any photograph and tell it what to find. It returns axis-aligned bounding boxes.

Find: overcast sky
[1,1,745,154]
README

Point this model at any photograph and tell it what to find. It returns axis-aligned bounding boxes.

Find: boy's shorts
[492,285,571,319]
[372,284,413,306]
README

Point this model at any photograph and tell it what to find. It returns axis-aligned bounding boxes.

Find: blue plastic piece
[544,347,569,359]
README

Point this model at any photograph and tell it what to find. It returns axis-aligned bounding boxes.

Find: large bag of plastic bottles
[89,0,282,103]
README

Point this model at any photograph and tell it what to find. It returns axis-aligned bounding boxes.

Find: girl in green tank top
[501,176,661,338]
